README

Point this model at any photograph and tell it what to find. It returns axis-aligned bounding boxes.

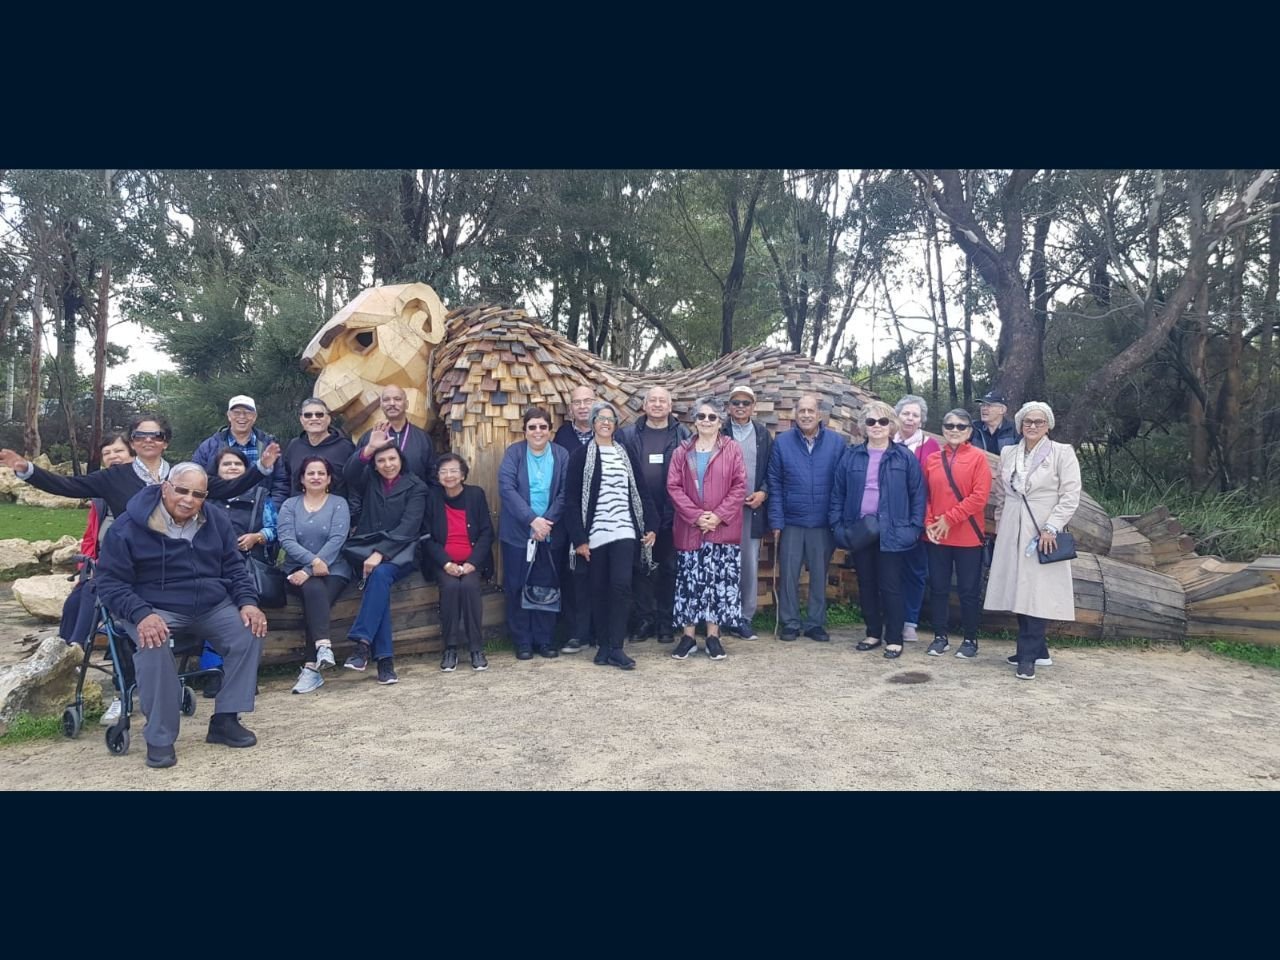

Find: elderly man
[722,385,772,640]
[96,462,268,769]
[192,395,289,508]
[973,390,1018,454]
[349,384,437,486]
[553,384,597,653]
[617,385,690,642]
[766,394,845,642]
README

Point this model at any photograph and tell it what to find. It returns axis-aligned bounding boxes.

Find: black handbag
[1021,494,1077,564]
[247,556,286,608]
[521,540,561,613]
[842,513,880,554]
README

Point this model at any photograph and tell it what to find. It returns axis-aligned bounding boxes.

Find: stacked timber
[1180,556,1280,645]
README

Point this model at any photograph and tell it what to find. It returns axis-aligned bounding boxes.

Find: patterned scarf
[133,457,170,485]
[579,439,655,570]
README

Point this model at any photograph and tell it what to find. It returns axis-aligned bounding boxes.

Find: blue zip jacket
[497,440,569,548]
[96,484,258,626]
[828,442,926,553]
[766,423,846,530]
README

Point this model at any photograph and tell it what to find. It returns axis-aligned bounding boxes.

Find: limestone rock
[0,466,18,500]
[33,535,78,561]
[51,541,82,568]
[15,485,85,509]
[0,539,43,579]
[0,636,84,723]
[12,574,76,622]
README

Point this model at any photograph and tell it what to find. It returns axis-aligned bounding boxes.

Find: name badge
[648,453,664,464]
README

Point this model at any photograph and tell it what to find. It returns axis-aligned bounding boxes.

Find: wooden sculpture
[273,283,1280,662]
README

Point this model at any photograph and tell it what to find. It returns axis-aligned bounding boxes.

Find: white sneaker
[291,666,324,694]
[315,645,336,670]
[99,698,122,726]
[902,623,919,642]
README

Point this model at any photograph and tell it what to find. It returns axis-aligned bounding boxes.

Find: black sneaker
[606,650,636,670]
[1015,662,1036,680]
[344,641,371,672]
[955,640,979,659]
[562,638,585,654]
[926,637,950,657]
[145,743,177,769]
[671,635,697,660]
[440,647,458,672]
[205,713,257,748]
[729,620,758,640]
[538,646,559,659]
[657,631,677,645]
[471,651,489,671]
[706,636,727,660]
[805,626,831,642]
[377,658,399,685]
[1006,654,1053,666]
[779,627,800,642]
[593,646,611,666]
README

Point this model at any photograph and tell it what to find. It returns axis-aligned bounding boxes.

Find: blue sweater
[828,442,925,553]
[96,484,258,626]
[766,423,846,530]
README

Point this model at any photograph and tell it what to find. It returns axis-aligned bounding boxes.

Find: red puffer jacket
[923,442,991,547]
[667,435,747,551]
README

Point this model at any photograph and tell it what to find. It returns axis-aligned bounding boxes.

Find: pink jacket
[667,435,747,551]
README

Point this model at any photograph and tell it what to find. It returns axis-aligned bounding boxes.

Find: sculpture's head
[301,283,448,439]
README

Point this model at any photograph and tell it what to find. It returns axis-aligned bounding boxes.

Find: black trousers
[589,538,635,650]
[440,570,485,652]
[926,544,983,642]
[557,545,593,643]
[850,543,906,645]
[1016,614,1051,663]
[632,527,676,632]
[289,574,349,662]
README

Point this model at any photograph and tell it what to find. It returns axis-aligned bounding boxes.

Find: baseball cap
[978,390,1007,406]
[227,395,257,412]
[729,385,756,401]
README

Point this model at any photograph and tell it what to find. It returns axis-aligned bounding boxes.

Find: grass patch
[0,500,89,542]
[1185,637,1280,670]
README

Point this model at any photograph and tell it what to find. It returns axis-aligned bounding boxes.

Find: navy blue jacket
[972,418,1017,455]
[497,440,569,549]
[193,426,289,508]
[766,423,846,530]
[828,442,926,553]
[96,484,258,626]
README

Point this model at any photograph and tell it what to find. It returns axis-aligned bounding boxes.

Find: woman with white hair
[893,394,940,643]
[983,401,1081,679]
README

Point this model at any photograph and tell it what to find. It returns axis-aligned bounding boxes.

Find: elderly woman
[563,402,657,671]
[829,399,925,659]
[922,409,991,659]
[341,440,430,685]
[893,394,941,643]
[984,401,1082,679]
[284,398,357,499]
[666,397,747,661]
[279,456,352,694]
[498,407,569,661]
[422,453,495,672]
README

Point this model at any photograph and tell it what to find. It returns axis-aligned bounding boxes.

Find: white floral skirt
[672,542,742,627]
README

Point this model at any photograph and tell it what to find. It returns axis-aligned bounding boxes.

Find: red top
[79,503,101,564]
[923,442,991,547]
[444,504,472,563]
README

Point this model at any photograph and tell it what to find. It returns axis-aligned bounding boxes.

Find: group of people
[0,381,1081,769]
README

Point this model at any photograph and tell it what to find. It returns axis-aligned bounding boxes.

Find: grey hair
[168,461,207,485]
[589,401,619,425]
[943,407,973,426]
[895,394,929,420]
[1014,401,1055,431]
[299,397,329,414]
[693,396,724,418]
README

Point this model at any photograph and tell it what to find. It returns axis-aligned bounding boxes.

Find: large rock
[12,574,75,622]
[51,541,82,568]
[0,539,43,579]
[0,466,19,500]
[32,535,79,561]
[0,636,96,724]
[15,485,84,509]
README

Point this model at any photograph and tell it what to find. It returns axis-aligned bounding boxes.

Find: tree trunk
[881,271,913,395]
[963,253,973,406]
[934,220,958,407]
[923,221,939,399]
[1187,280,1211,489]
[24,272,44,456]
[91,252,111,471]
[1258,181,1280,485]
[1224,223,1249,482]
[1029,209,1052,401]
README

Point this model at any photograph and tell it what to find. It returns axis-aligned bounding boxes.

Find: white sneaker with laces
[315,645,336,670]
[99,698,122,726]
[292,666,325,694]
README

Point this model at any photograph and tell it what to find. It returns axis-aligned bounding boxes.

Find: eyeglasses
[729,399,753,407]
[300,411,328,419]
[942,422,971,431]
[526,424,549,431]
[167,484,208,500]
[695,412,719,422]
[229,410,254,416]
[595,417,616,425]
[1022,419,1049,428]
[131,431,166,441]
[865,417,892,427]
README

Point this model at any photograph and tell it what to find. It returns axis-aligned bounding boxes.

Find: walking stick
[771,530,780,639]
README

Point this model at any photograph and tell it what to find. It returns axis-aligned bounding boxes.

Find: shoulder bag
[1020,494,1076,564]
[940,448,992,567]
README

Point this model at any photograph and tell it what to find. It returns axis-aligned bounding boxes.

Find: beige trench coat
[983,439,1081,621]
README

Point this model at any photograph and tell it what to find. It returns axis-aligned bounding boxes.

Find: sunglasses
[526,424,549,431]
[300,411,328,419]
[942,422,971,431]
[131,430,166,441]
[729,399,753,407]
[167,483,208,500]
[1022,419,1049,428]
[865,417,892,427]
[695,412,719,422]
[595,417,617,425]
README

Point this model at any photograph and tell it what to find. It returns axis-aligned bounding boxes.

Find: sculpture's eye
[351,330,375,354]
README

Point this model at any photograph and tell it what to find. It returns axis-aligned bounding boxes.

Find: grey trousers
[122,599,263,747]
[777,525,834,632]
[739,517,761,623]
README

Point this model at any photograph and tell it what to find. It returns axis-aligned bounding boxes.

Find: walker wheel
[105,726,130,756]
[61,706,83,739]
[180,685,197,717]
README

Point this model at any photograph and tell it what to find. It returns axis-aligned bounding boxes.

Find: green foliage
[1186,638,1280,670]
[0,501,90,540]
[0,712,72,745]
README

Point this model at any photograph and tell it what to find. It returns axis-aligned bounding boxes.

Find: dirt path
[4,630,1278,790]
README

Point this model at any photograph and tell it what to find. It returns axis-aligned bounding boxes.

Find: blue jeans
[502,540,557,653]
[902,539,928,625]
[348,561,413,660]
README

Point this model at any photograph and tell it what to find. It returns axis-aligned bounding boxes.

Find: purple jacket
[667,435,747,551]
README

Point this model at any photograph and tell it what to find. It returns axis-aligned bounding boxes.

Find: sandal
[883,645,903,659]
[855,638,883,651]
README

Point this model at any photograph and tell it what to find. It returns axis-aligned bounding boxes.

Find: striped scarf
[579,439,655,571]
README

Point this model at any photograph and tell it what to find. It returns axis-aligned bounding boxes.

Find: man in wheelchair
[96,462,269,769]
